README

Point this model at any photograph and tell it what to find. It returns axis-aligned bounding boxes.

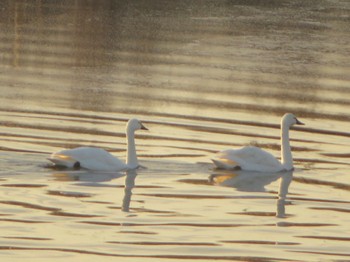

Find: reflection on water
[276,171,293,218]
[51,170,125,183]
[122,169,137,212]
[0,0,350,261]
[210,170,283,192]
[1,0,349,118]
[210,170,294,218]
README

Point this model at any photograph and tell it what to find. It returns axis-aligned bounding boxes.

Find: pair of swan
[48,113,304,173]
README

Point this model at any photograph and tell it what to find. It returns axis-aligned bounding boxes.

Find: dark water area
[0,1,349,261]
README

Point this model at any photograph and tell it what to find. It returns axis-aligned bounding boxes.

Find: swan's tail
[211,158,239,170]
[48,154,78,169]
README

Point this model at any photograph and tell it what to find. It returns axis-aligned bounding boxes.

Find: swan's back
[214,146,283,172]
[49,147,128,171]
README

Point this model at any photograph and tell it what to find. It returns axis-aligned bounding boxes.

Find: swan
[48,118,148,171]
[212,113,304,172]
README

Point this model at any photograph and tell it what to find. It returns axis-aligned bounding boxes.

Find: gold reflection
[0,0,349,115]
[51,170,125,182]
[13,3,19,67]
[209,173,238,184]
[209,170,282,192]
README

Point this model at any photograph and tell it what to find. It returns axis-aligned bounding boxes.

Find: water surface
[0,1,350,261]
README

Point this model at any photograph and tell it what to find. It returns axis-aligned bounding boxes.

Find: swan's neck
[281,124,293,170]
[126,130,138,169]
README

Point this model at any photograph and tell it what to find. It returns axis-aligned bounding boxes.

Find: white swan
[48,118,148,171]
[212,113,304,172]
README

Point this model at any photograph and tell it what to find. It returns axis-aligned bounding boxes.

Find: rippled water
[0,1,350,261]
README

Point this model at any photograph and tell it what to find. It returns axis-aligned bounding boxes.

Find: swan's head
[281,113,304,127]
[126,118,148,132]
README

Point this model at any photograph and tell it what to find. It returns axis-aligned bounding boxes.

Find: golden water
[0,1,349,261]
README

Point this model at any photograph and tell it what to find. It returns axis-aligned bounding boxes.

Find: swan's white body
[48,119,147,171]
[212,113,304,172]
[213,146,283,172]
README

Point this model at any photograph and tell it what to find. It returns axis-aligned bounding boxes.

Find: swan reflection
[210,170,294,217]
[276,170,293,218]
[50,169,138,212]
[51,170,125,182]
[209,170,282,192]
[122,169,138,212]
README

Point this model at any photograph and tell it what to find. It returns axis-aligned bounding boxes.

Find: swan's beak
[295,118,304,125]
[140,123,148,130]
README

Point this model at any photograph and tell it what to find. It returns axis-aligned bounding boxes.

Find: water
[0,1,349,261]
